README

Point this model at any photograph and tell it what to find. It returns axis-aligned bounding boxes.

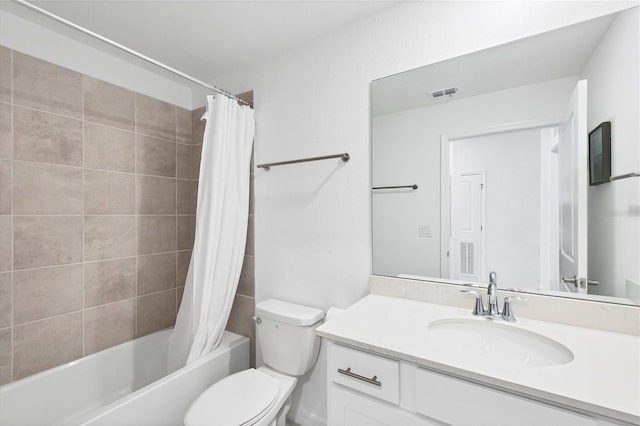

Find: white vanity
[316,291,640,426]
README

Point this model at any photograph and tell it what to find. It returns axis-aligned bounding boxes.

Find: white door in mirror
[558,80,588,294]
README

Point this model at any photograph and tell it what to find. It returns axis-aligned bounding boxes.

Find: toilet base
[255,366,297,426]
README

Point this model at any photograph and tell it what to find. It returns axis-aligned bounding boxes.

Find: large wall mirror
[371,7,639,305]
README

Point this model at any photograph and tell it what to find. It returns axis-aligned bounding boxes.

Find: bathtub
[0,329,249,426]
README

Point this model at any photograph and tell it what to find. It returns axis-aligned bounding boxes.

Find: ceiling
[371,12,616,116]
[7,0,400,83]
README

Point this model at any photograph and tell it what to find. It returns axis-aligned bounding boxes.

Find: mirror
[371,7,639,305]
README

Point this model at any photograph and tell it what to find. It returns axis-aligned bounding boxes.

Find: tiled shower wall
[0,46,255,384]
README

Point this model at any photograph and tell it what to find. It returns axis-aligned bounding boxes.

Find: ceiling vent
[431,87,458,98]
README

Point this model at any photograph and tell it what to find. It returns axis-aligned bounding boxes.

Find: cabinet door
[328,384,440,426]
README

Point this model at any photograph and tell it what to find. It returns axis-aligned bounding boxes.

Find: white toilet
[184,298,325,426]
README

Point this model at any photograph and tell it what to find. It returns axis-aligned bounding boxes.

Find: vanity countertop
[316,294,640,424]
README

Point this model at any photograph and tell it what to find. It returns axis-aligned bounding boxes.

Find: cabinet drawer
[327,342,400,404]
[415,368,597,425]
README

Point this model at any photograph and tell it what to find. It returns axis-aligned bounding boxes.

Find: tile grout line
[175,107,179,315]
[9,48,14,382]
[9,250,190,274]
[134,93,138,338]
[11,158,188,180]
[81,73,86,358]
[11,285,174,330]
[10,102,193,147]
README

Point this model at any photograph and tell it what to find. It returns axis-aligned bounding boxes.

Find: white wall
[213,2,636,424]
[582,7,640,298]
[455,129,543,289]
[0,9,202,109]
[372,77,577,280]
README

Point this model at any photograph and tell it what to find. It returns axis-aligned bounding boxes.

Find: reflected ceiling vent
[431,87,458,98]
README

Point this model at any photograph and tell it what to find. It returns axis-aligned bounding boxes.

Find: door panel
[558,80,588,293]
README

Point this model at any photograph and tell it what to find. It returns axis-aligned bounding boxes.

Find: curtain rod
[11,0,252,107]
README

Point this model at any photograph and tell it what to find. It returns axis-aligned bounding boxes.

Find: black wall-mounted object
[588,121,611,186]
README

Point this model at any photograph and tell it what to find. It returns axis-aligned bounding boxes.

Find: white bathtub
[0,329,249,426]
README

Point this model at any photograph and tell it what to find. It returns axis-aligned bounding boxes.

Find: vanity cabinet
[327,342,620,426]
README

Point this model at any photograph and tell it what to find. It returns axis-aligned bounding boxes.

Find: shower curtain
[168,94,254,371]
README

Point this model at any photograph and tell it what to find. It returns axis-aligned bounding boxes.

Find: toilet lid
[184,368,280,426]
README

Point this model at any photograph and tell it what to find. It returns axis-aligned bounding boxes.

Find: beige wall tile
[84,216,135,261]
[0,47,11,103]
[13,162,83,215]
[0,216,10,272]
[136,289,176,337]
[177,144,197,180]
[13,106,82,167]
[177,180,197,214]
[0,272,11,329]
[192,144,202,179]
[136,175,176,214]
[191,107,205,145]
[176,286,184,313]
[177,107,192,144]
[83,76,134,131]
[137,253,176,295]
[136,94,176,141]
[249,176,255,215]
[84,123,135,173]
[13,264,83,325]
[84,258,136,308]
[137,215,176,255]
[14,216,82,270]
[84,299,135,355]
[136,134,176,178]
[237,255,255,298]
[245,214,255,256]
[13,312,82,380]
[0,103,11,160]
[226,294,255,341]
[176,250,191,287]
[0,160,10,214]
[177,215,196,251]
[0,328,10,384]
[84,170,135,215]
[13,52,82,119]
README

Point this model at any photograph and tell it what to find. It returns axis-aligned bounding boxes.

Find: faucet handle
[501,296,528,322]
[460,289,487,316]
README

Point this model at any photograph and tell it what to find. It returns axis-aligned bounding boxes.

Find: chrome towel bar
[257,153,350,171]
[372,184,418,190]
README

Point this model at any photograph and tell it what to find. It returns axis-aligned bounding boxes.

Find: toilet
[184,299,325,426]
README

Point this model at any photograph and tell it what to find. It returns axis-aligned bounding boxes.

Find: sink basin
[426,319,574,366]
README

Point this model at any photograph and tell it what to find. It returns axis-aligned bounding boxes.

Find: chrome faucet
[460,271,527,322]
[487,271,500,316]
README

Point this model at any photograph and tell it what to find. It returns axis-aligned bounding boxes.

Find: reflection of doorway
[450,172,485,282]
[443,126,560,290]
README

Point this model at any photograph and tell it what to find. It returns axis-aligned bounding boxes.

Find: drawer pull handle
[337,367,382,387]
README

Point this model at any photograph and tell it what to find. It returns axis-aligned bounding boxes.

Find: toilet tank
[255,299,325,376]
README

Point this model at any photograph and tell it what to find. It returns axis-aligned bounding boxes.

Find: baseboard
[288,407,326,426]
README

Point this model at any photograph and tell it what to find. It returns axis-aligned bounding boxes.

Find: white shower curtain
[168,94,254,371]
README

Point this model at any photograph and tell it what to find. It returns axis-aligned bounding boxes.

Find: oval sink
[426,319,574,366]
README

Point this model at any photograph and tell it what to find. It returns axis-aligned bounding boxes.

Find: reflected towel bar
[372,185,418,190]
[609,172,640,181]
[257,153,350,171]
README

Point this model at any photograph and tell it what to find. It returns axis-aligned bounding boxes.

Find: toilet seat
[184,368,280,426]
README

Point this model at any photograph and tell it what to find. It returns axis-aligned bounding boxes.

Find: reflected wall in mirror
[371,7,639,305]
